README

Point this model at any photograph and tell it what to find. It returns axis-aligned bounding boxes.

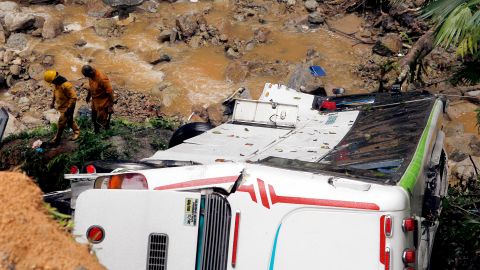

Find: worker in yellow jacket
[44,70,80,144]
[81,65,115,133]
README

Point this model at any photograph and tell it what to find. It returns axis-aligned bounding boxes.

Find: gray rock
[138,0,158,13]
[304,0,318,12]
[4,13,35,32]
[3,50,15,64]
[42,55,55,66]
[287,63,325,94]
[254,27,270,43]
[466,90,480,97]
[158,29,172,43]
[11,57,21,65]
[176,13,203,38]
[469,136,480,156]
[6,33,28,51]
[189,35,202,48]
[308,12,325,24]
[0,1,19,13]
[245,41,255,51]
[34,15,46,29]
[31,28,43,37]
[86,0,114,18]
[9,65,21,76]
[43,109,60,124]
[287,0,296,6]
[93,18,116,36]
[18,96,30,106]
[42,16,64,39]
[103,0,144,7]
[21,114,43,127]
[75,39,87,47]
[28,63,44,80]
[451,156,480,182]
[219,34,228,42]
[372,33,402,56]
[450,150,468,163]
[3,112,27,138]
[146,51,171,65]
[55,4,65,11]
[0,24,5,45]
[226,48,240,59]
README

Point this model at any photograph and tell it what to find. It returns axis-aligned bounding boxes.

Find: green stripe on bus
[399,101,441,194]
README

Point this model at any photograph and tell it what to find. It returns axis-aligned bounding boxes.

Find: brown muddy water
[26,2,369,116]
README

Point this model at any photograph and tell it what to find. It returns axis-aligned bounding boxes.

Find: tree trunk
[395,29,435,86]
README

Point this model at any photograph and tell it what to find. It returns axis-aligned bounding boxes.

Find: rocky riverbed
[0,0,478,185]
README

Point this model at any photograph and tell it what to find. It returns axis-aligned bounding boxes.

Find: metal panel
[147,233,168,270]
[199,193,231,270]
[233,99,298,128]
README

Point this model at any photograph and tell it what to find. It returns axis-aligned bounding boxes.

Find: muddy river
[22,2,372,116]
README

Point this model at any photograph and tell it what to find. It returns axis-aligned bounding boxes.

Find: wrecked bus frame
[69,84,448,270]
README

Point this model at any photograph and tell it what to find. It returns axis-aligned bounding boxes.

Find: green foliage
[45,203,73,230]
[421,0,480,57]
[451,60,480,85]
[149,117,179,130]
[431,177,480,269]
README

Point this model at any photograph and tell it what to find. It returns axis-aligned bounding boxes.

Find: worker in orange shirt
[44,70,80,144]
[81,65,115,133]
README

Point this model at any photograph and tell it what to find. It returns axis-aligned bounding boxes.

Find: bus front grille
[147,233,168,270]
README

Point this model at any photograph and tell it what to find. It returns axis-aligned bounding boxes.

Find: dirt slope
[0,172,104,270]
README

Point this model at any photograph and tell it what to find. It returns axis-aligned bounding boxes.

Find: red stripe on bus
[268,184,380,210]
[380,215,386,265]
[257,179,270,209]
[237,184,257,202]
[154,175,239,190]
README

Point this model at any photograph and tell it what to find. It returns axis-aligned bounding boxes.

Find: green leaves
[422,0,480,57]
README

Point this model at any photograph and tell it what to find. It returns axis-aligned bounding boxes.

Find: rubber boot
[50,127,65,146]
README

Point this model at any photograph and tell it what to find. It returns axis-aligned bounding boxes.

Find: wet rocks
[308,12,325,25]
[372,33,402,56]
[304,0,318,12]
[42,55,54,66]
[86,0,114,18]
[0,24,6,45]
[42,109,60,124]
[158,29,174,43]
[6,33,28,51]
[4,13,36,32]
[253,27,271,43]
[42,16,64,39]
[104,0,144,7]
[206,103,227,127]
[93,18,123,37]
[74,39,87,47]
[146,51,171,65]
[27,63,44,81]
[175,13,206,39]
[138,0,159,13]
[9,65,21,76]
[225,48,240,59]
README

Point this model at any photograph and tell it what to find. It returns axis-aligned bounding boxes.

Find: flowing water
[25,2,368,116]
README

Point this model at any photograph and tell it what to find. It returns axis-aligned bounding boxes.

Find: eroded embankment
[0,172,105,270]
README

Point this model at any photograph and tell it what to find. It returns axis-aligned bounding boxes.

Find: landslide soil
[0,172,104,270]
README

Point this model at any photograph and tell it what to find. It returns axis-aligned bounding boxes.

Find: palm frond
[421,0,467,23]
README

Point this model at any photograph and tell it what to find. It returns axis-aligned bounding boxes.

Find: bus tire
[168,122,213,148]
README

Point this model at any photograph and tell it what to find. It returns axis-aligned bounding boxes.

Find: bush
[431,177,480,270]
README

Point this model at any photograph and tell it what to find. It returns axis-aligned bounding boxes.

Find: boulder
[176,13,205,38]
[43,109,60,124]
[138,0,158,13]
[146,51,171,65]
[287,64,325,94]
[445,133,477,156]
[103,0,144,7]
[253,27,271,43]
[42,55,55,66]
[3,113,27,138]
[469,136,480,156]
[74,39,87,47]
[6,33,28,51]
[158,29,172,43]
[225,48,240,59]
[28,63,44,80]
[308,12,325,24]
[21,114,43,127]
[219,34,228,43]
[373,33,402,56]
[86,0,114,18]
[42,16,64,39]
[34,15,46,29]
[4,13,36,32]
[225,62,249,83]
[189,35,203,48]
[444,121,464,137]
[304,0,318,12]
[206,103,227,127]
[0,24,5,45]
[0,1,19,13]
[93,18,116,36]
[451,156,480,182]
[9,65,21,76]
[3,50,15,64]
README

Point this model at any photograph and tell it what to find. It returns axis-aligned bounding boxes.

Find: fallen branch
[396,29,435,86]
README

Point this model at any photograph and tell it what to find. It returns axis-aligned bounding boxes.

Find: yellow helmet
[44,70,58,83]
